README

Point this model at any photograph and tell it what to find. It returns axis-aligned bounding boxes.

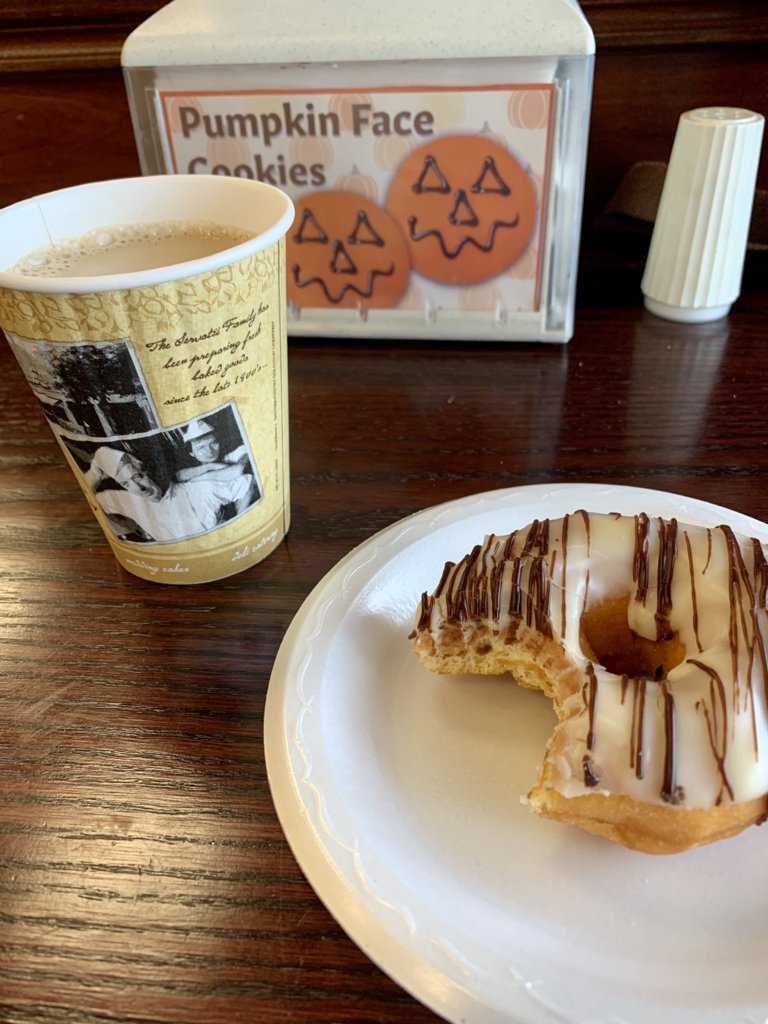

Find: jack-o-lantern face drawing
[387,135,537,285]
[288,191,410,311]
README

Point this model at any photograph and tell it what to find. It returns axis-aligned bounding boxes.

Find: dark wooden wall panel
[584,40,768,225]
[2,1,767,264]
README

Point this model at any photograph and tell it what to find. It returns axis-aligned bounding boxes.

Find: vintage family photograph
[4,333,263,544]
[5,332,159,437]
[61,405,262,544]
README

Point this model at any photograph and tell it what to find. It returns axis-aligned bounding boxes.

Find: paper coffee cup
[0,175,294,584]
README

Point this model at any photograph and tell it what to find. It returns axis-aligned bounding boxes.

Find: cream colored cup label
[0,241,289,584]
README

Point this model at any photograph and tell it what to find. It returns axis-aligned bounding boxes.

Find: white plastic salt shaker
[641,106,764,323]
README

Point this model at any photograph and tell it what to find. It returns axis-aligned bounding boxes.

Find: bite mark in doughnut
[410,511,768,854]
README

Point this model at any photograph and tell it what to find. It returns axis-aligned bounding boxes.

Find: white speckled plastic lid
[122,0,595,67]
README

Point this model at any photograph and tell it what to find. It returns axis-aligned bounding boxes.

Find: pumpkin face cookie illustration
[288,191,410,310]
[387,135,537,285]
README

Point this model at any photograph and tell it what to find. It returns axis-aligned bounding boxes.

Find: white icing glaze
[416,512,768,809]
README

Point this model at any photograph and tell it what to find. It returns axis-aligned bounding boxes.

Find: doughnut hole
[579,595,685,680]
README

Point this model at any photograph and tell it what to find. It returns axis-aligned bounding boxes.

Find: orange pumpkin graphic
[288,191,410,311]
[387,134,537,285]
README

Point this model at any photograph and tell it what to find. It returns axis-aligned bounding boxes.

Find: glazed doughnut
[410,511,768,854]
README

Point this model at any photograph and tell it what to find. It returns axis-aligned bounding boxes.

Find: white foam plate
[265,483,768,1024]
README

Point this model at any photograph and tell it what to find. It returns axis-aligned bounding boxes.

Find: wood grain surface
[0,252,767,1022]
[1,3,768,1020]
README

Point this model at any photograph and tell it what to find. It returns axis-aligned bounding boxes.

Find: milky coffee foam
[10,219,254,278]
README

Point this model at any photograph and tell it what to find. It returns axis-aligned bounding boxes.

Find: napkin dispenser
[122,0,594,343]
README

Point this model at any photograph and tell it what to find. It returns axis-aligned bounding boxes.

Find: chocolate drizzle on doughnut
[584,662,598,751]
[754,539,768,607]
[523,518,549,556]
[561,515,570,638]
[527,556,552,636]
[630,678,647,779]
[660,685,684,804]
[413,512,768,815]
[633,513,680,640]
[420,530,558,638]
[692,658,734,804]
[620,674,630,703]
[655,518,679,640]
[583,755,600,788]
[684,530,704,654]
[633,513,651,605]
[722,525,748,694]
[703,529,714,572]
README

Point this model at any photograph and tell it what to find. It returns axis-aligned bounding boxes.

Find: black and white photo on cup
[60,404,263,544]
[5,331,158,438]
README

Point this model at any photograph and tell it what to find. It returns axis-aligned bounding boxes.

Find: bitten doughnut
[410,511,768,854]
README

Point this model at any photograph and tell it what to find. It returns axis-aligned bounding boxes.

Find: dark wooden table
[1,252,767,1023]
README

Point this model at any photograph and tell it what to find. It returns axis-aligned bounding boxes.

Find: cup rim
[0,175,295,294]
